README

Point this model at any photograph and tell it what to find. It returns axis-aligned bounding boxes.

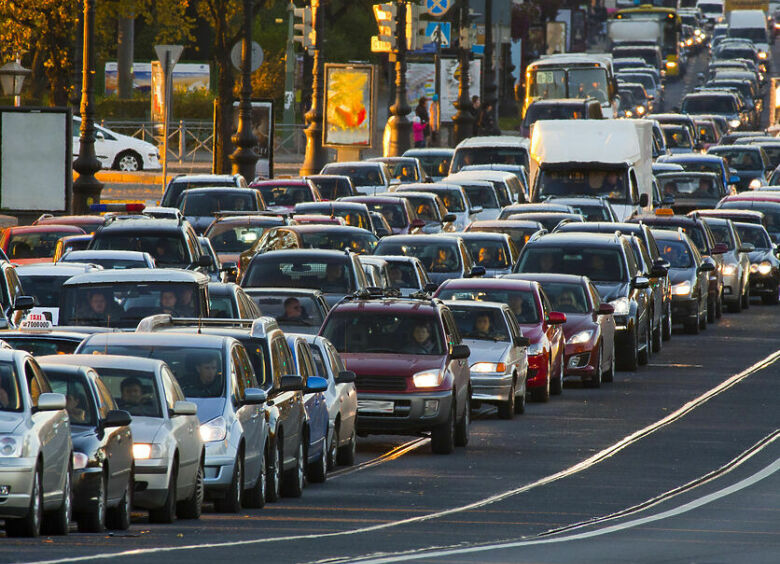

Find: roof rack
[135,314,281,338]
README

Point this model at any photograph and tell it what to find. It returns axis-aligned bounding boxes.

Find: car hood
[668,268,695,285]
[341,353,444,377]
[187,397,225,424]
[0,412,23,434]
[560,312,596,339]
[461,339,511,363]
[748,249,775,264]
[516,322,543,345]
[593,281,628,302]
[130,417,165,443]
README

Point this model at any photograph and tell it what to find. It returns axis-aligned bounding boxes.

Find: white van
[696,0,725,24]
[728,9,772,64]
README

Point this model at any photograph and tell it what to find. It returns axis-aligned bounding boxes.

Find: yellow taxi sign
[655,208,674,216]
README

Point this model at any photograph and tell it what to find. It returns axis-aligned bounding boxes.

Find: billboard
[323,64,376,148]
[105,62,210,96]
[406,59,482,123]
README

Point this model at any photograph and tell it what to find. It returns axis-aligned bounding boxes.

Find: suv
[515,232,653,371]
[319,295,471,454]
[161,174,247,208]
[178,188,266,234]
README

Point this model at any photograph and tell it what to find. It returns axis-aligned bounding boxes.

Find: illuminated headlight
[73,452,89,470]
[609,297,630,316]
[673,281,692,296]
[749,178,763,190]
[527,341,544,356]
[636,105,646,115]
[666,61,678,69]
[728,119,741,128]
[754,261,772,275]
[0,436,22,457]
[694,29,703,36]
[412,369,443,388]
[567,330,594,345]
[200,416,227,443]
[471,362,506,373]
[722,264,737,276]
[685,38,693,46]
[758,51,768,60]
[133,443,164,460]
[624,110,633,117]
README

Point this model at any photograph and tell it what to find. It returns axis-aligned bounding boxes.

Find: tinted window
[321,312,445,355]
[244,258,353,292]
[537,282,589,314]
[374,241,462,273]
[17,274,72,307]
[734,223,772,248]
[517,246,627,282]
[249,294,325,327]
[257,184,314,206]
[658,240,694,268]
[463,239,511,269]
[448,306,511,341]
[48,374,95,426]
[8,230,82,260]
[0,362,22,412]
[300,231,377,254]
[92,232,188,268]
[435,288,540,324]
[73,365,162,418]
[181,192,256,215]
[3,337,79,356]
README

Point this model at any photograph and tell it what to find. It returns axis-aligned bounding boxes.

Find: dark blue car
[657,153,736,194]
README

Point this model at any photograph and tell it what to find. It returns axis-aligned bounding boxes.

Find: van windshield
[537,169,630,204]
[451,147,529,173]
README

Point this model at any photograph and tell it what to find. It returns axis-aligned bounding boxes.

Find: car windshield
[180,192,255,216]
[300,231,377,255]
[538,282,590,314]
[671,160,722,176]
[451,147,529,173]
[17,274,71,307]
[73,366,162,418]
[403,196,442,220]
[754,145,780,169]
[469,225,540,250]
[658,176,722,199]
[321,312,445,355]
[696,122,719,144]
[735,224,772,249]
[257,184,313,207]
[243,258,354,293]
[707,223,735,250]
[47,375,96,426]
[658,240,694,268]
[375,241,462,273]
[728,28,767,43]
[567,203,613,221]
[428,189,465,212]
[249,294,324,327]
[463,240,511,269]
[386,262,419,289]
[461,185,499,209]
[91,233,188,268]
[206,223,273,253]
[322,165,384,187]
[663,126,693,149]
[537,169,630,203]
[61,255,148,269]
[436,288,540,324]
[682,96,736,114]
[653,225,707,254]
[517,247,627,283]
[299,206,371,230]
[8,230,81,260]
[407,154,451,178]
[308,177,352,199]
[358,202,408,228]
[619,73,655,90]
[162,180,237,207]
[709,148,762,170]
[383,161,420,182]
[59,282,202,328]
[208,295,239,318]
[449,306,510,342]
[0,362,22,412]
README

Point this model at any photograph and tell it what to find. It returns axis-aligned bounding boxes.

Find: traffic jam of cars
[0,2,778,543]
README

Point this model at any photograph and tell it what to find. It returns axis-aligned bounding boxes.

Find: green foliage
[95,89,215,120]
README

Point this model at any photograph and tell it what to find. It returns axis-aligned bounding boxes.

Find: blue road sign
[425,22,451,47]
[426,0,452,17]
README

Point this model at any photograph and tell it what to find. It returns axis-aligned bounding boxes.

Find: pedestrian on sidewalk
[412,116,426,148]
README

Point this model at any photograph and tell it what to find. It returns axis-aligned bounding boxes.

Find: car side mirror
[650,263,668,278]
[103,409,132,427]
[242,388,267,405]
[197,254,212,267]
[469,265,486,278]
[424,282,439,293]
[546,311,566,324]
[471,206,483,215]
[598,303,614,315]
[639,193,649,207]
[711,243,728,255]
[37,392,66,412]
[699,259,716,272]
[410,219,426,229]
[740,243,755,253]
[304,375,328,394]
[279,374,304,392]
[172,400,197,416]
[632,275,650,289]
[513,335,531,347]
[336,370,356,384]
[12,295,35,311]
[450,343,471,359]
[443,213,456,223]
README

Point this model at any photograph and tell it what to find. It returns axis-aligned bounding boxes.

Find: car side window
[539,289,552,317]
[296,343,315,382]
[326,342,345,374]
[588,283,601,308]
[441,309,461,345]
[460,243,472,271]
[505,311,521,341]
[160,368,181,411]
[623,244,639,277]
[25,361,50,408]
[272,337,294,385]
[94,375,115,419]
[231,347,248,400]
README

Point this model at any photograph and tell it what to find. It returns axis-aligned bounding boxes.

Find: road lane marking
[329,438,429,480]
[24,349,780,564]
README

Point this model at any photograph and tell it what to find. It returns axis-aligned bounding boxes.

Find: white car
[73,116,161,171]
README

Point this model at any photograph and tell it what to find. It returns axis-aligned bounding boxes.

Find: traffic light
[293,6,314,51]
[406,2,427,51]
[372,3,397,53]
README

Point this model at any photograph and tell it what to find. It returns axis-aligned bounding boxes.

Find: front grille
[356,374,408,392]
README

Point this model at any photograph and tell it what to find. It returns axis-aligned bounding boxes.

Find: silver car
[0,350,72,537]
[302,335,358,468]
[700,216,752,312]
[444,301,530,419]
[53,353,204,523]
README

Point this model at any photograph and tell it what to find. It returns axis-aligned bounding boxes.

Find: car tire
[282,440,305,498]
[700,306,708,330]
[149,465,177,524]
[266,442,282,503]
[336,430,356,467]
[215,454,243,513]
[728,294,742,313]
[603,348,616,383]
[454,393,470,447]
[662,301,672,342]
[716,293,723,319]
[327,425,339,470]
[619,324,639,371]
[514,375,526,414]
[550,356,563,395]
[44,464,72,535]
[77,472,106,533]
[586,348,602,389]
[430,398,456,454]
[307,437,328,484]
[114,150,142,172]
[6,465,43,537]
[652,314,662,353]
[742,288,750,309]
[497,380,515,419]
[243,447,267,509]
[707,297,715,323]
[106,474,132,530]
[638,319,651,366]
[685,303,701,334]
[177,459,204,519]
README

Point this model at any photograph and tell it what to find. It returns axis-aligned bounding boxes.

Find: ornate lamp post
[452,0,474,144]
[72,0,103,214]
[385,0,411,157]
[230,0,259,181]
[0,60,30,107]
[480,0,500,135]
[299,0,327,176]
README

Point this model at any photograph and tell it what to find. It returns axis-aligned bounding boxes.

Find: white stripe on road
[24,349,780,564]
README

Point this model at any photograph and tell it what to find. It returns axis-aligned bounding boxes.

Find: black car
[179,187,266,234]
[161,173,247,208]
[655,171,728,214]
[733,222,780,304]
[717,196,780,243]
[544,197,619,222]
[37,361,133,532]
[652,229,715,333]
[515,232,652,371]
[504,212,586,232]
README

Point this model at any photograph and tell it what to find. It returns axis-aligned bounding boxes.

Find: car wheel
[662,301,672,342]
[327,425,339,470]
[282,440,305,498]
[44,463,72,535]
[587,348,602,389]
[6,465,43,537]
[266,442,282,503]
[243,446,267,509]
[497,379,515,419]
[550,354,563,395]
[177,459,204,519]
[77,471,106,532]
[700,305,708,330]
[216,454,243,513]
[619,324,639,371]
[307,436,328,484]
[106,473,132,530]
[336,430,356,467]
[652,313,662,353]
[638,319,651,366]
[728,293,743,313]
[114,150,142,172]
[454,392,470,447]
[149,465,177,524]
[531,359,551,402]
[603,347,616,383]
[707,296,715,323]
[430,397,456,454]
[685,302,701,334]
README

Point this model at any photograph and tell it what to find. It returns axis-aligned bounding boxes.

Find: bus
[523,54,618,119]
[614,4,683,77]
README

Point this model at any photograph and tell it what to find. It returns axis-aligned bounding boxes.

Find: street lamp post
[72,0,103,214]
[385,0,411,157]
[299,0,328,176]
[230,0,259,182]
[0,60,30,107]
[480,0,500,135]
[452,0,473,144]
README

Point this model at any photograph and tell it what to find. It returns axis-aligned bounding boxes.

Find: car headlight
[132,443,164,460]
[73,452,89,470]
[567,330,594,345]
[200,416,227,443]
[728,119,741,128]
[526,341,544,356]
[749,178,763,190]
[666,61,678,69]
[722,264,737,276]
[470,362,506,373]
[673,281,692,296]
[0,436,22,457]
[609,297,630,315]
[412,369,444,388]
[758,51,768,59]
[758,261,772,275]
[636,105,646,115]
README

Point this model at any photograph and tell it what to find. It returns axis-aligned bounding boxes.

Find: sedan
[733,222,780,305]
[73,116,160,171]
[697,216,752,312]
[708,145,771,191]
[178,188,266,234]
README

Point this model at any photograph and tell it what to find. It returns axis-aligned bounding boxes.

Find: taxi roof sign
[20,313,53,330]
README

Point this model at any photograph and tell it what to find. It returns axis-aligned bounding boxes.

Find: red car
[1,225,86,265]
[433,278,566,402]
[507,273,617,388]
[250,179,321,213]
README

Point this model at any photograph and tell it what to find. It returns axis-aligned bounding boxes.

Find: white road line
[24,349,780,564]
[329,438,430,480]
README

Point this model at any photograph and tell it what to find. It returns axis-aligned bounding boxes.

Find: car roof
[6,225,85,234]
[650,229,688,242]
[341,195,408,203]
[445,232,510,243]
[505,272,588,284]
[402,148,454,156]
[469,219,543,228]
[661,154,724,162]
[16,263,100,276]
[63,250,150,259]
[323,161,383,168]
[439,277,536,291]
[330,297,442,314]
[441,300,512,312]
[455,136,530,149]
[243,287,324,298]
[95,217,183,232]
[277,224,373,235]
[62,268,208,286]
[378,234,462,245]
[633,214,701,226]
[252,179,309,186]
[371,254,424,265]
[525,232,626,247]
[297,201,369,210]
[170,174,240,182]
[85,331,232,349]
[40,352,166,372]
[709,144,763,151]
[249,249,353,260]
[182,187,257,195]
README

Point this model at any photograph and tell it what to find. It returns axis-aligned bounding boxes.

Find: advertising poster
[106,62,210,96]
[406,62,436,108]
[230,101,274,180]
[151,61,165,123]
[323,64,375,147]
[406,59,482,123]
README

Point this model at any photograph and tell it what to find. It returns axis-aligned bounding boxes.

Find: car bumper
[0,457,37,518]
[721,271,740,303]
[671,295,698,322]
[133,459,171,509]
[526,353,549,389]
[202,445,237,496]
[749,272,780,296]
[469,372,513,402]
[356,390,453,435]
[72,467,104,514]
[564,342,596,379]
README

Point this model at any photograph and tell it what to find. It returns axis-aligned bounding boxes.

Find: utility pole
[385,0,411,156]
[230,0,260,182]
[481,0,500,135]
[452,0,473,144]
[300,0,328,176]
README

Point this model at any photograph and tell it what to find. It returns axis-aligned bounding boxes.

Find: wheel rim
[321,443,328,475]
[509,383,515,412]
[195,464,204,508]
[297,443,304,489]
[97,476,105,526]
[329,429,338,468]
[32,472,41,531]
[235,458,243,506]
[119,154,139,171]
[63,470,72,525]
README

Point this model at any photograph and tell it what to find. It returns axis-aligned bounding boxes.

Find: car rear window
[243,258,353,293]
[517,246,627,283]
[435,288,540,324]
[91,232,188,268]
[374,241,462,273]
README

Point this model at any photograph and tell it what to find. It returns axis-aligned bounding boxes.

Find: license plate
[358,400,394,414]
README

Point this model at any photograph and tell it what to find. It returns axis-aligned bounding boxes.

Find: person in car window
[185,353,222,398]
[431,248,456,271]
[160,290,179,315]
[508,295,530,323]
[278,297,308,322]
[599,172,624,198]
[77,290,121,324]
[66,393,87,424]
[471,313,494,339]
[322,263,346,291]
[476,247,494,266]
[556,290,578,312]
[407,322,435,354]
[117,377,145,412]
[695,178,714,197]
[177,287,196,317]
